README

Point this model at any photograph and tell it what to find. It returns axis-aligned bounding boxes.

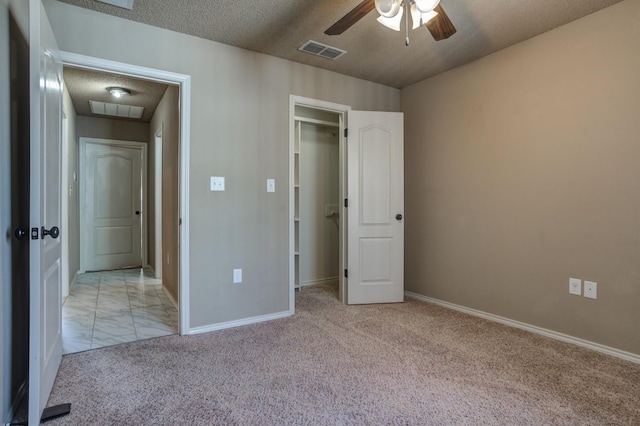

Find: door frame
[289,95,350,311]
[59,51,191,334]
[61,110,69,297]
[79,137,148,273]
[153,124,163,279]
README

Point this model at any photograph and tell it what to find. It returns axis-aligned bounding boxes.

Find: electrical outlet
[584,281,597,299]
[233,268,242,284]
[210,176,225,191]
[569,278,581,296]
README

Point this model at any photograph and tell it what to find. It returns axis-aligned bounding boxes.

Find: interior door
[347,111,404,304]
[29,1,63,424]
[83,141,143,271]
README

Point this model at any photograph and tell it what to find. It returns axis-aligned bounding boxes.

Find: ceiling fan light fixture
[410,3,421,29]
[411,3,438,29]
[375,0,402,18]
[421,9,439,24]
[414,0,440,13]
[377,5,403,31]
[107,87,131,98]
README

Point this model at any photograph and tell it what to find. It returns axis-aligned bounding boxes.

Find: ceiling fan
[325,0,456,44]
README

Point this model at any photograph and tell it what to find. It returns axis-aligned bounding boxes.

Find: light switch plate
[267,178,275,193]
[569,278,581,296]
[210,176,225,191]
[233,269,242,284]
[584,280,597,299]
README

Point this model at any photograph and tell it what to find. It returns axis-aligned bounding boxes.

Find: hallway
[62,268,178,354]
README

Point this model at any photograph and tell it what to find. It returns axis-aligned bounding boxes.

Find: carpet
[45,283,640,425]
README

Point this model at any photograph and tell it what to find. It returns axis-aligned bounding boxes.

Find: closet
[293,106,340,289]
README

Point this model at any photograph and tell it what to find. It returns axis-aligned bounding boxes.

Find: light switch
[569,278,581,296]
[233,268,242,284]
[267,178,275,193]
[210,176,225,191]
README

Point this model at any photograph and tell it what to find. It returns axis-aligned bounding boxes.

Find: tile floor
[62,268,178,354]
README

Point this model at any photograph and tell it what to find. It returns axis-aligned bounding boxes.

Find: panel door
[29,1,63,423]
[84,142,143,271]
[347,111,404,304]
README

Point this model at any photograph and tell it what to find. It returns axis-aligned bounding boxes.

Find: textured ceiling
[57,0,624,89]
[64,66,169,122]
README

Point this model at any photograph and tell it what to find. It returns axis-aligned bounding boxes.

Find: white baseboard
[405,291,640,364]
[300,276,338,287]
[188,310,292,335]
[162,285,179,311]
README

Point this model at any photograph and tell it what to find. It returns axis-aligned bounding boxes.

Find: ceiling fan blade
[325,0,375,35]
[425,4,457,41]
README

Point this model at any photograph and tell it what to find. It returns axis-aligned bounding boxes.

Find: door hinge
[344,128,348,138]
[179,218,182,225]
[344,198,348,208]
[344,269,348,278]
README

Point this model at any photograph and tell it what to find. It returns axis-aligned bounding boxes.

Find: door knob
[41,226,60,239]
[14,227,27,240]
[395,214,403,221]
[135,210,140,215]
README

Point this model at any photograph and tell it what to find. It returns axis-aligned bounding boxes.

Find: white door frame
[289,95,350,311]
[154,125,163,279]
[79,137,147,272]
[59,51,191,334]
[61,110,69,298]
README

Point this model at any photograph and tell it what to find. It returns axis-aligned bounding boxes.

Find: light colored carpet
[45,283,640,425]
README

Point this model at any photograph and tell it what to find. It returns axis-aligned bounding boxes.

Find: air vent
[89,100,144,119]
[94,0,134,10]
[298,40,346,61]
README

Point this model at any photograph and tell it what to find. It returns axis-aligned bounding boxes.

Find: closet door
[346,111,404,304]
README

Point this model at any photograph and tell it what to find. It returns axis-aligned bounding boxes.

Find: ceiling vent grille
[89,100,144,119]
[298,41,346,60]
[94,0,134,10]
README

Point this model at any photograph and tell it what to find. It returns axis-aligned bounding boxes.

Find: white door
[29,1,63,424]
[83,141,143,271]
[347,111,404,304]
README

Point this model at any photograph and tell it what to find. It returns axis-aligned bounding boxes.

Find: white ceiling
[57,0,624,89]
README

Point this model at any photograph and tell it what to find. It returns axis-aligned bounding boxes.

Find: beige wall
[76,115,150,142]
[149,85,180,302]
[402,0,640,355]
[44,0,401,328]
[299,122,340,284]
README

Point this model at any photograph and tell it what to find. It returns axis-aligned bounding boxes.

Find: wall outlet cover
[210,176,225,191]
[233,268,242,284]
[584,280,597,299]
[569,277,581,296]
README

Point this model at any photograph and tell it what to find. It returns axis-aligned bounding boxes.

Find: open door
[346,111,404,304]
[29,0,63,423]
